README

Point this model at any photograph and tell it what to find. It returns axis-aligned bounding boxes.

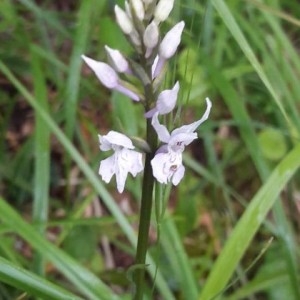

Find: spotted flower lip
[150,98,212,184]
[98,131,143,193]
[151,150,185,185]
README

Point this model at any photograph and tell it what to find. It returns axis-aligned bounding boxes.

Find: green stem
[134,118,157,300]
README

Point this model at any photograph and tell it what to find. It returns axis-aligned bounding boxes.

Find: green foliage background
[0,0,300,299]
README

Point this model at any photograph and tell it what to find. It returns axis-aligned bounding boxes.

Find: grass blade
[0,197,120,300]
[199,141,300,300]
[31,48,50,276]
[0,257,82,300]
[211,0,296,137]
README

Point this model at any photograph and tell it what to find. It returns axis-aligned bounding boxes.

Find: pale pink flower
[99,131,143,193]
[151,98,212,184]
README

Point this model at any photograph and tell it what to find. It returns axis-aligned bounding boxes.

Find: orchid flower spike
[81,55,139,101]
[151,98,212,185]
[98,131,144,193]
[145,81,180,118]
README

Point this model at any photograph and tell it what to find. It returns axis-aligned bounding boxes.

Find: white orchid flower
[151,98,212,184]
[145,81,179,118]
[81,55,139,101]
[98,131,143,193]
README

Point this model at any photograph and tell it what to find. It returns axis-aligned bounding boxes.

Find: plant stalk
[133,118,157,300]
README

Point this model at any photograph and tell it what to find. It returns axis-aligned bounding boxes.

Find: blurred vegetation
[0,0,300,299]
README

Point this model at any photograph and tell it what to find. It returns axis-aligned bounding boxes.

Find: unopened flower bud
[82,54,139,101]
[129,29,142,48]
[145,81,179,118]
[125,1,132,19]
[81,55,119,89]
[104,46,130,73]
[143,21,159,49]
[156,81,179,114]
[114,5,133,34]
[154,0,175,23]
[159,21,185,59]
[131,0,145,21]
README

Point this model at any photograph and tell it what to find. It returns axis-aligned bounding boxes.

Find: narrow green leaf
[65,0,96,139]
[31,48,50,276]
[0,197,119,300]
[199,142,300,300]
[161,216,199,300]
[17,0,69,37]
[0,257,82,300]
[211,0,296,138]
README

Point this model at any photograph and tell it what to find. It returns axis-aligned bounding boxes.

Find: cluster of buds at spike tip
[81,0,212,193]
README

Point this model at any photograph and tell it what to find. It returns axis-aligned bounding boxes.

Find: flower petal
[115,148,143,192]
[151,113,171,143]
[154,0,175,23]
[102,131,134,149]
[156,81,179,115]
[105,45,130,73]
[115,166,128,193]
[151,152,169,184]
[152,55,165,79]
[98,134,112,151]
[115,84,140,101]
[169,132,197,152]
[99,155,116,183]
[114,5,134,34]
[81,55,119,89]
[144,21,159,49]
[159,21,185,59]
[172,97,212,135]
[172,164,185,185]
[122,149,144,176]
[144,107,158,118]
[151,150,183,184]
[131,0,145,21]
